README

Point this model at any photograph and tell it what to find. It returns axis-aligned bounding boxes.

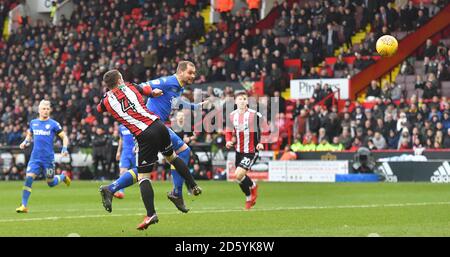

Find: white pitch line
[1,201,450,223]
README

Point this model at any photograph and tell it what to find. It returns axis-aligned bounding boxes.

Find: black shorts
[235,152,259,170]
[135,120,173,173]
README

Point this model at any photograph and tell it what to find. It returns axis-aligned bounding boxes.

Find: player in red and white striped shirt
[97,70,201,230]
[225,91,267,210]
[97,80,159,136]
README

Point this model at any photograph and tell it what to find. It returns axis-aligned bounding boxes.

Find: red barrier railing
[314,88,341,110]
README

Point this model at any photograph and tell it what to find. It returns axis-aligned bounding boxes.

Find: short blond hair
[177,61,195,73]
[39,100,51,108]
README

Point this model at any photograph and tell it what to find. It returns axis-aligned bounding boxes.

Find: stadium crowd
[0,0,449,181]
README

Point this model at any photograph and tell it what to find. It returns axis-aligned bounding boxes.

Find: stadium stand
[0,0,449,181]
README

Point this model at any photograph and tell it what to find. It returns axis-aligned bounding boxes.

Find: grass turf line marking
[1,201,450,223]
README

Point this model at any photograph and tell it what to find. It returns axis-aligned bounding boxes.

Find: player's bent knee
[138,173,151,181]
[235,168,247,181]
[165,152,178,163]
[25,173,37,179]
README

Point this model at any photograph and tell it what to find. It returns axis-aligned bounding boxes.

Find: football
[376,35,398,57]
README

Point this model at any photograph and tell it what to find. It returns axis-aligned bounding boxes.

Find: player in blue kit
[16,100,71,213]
[102,61,207,213]
[112,124,137,199]
[143,61,209,212]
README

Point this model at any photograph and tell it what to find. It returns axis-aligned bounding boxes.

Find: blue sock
[171,148,190,197]
[108,169,137,193]
[22,176,34,206]
[47,174,65,187]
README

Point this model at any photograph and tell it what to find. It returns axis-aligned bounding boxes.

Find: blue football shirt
[29,118,62,161]
[141,75,199,122]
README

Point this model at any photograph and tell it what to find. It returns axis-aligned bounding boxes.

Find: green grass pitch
[1,180,450,236]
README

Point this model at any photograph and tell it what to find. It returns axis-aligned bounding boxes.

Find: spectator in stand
[442,111,450,130]
[349,137,363,151]
[334,55,348,72]
[324,23,339,56]
[312,83,326,102]
[443,128,450,148]
[367,139,378,150]
[372,131,387,149]
[339,127,353,149]
[353,52,369,72]
[434,130,444,148]
[279,145,297,160]
[366,80,382,100]
[398,127,411,149]
[330,136,344,151]
[424,39,437,59]
[216,0,234,25]
[415,9,428,28]
[437,62,449,81]
[246,0,261,23]
[273,91,286,113]
[423,81,439,100]
[424,57,438,75]
[387,129,400,149]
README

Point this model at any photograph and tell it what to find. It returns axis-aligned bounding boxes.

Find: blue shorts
[168,127,186,152]
[26,159,55,178]
[119,152,136,169]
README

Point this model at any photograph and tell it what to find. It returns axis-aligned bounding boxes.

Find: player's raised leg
[114,125,137,199]
[46,164,71,188]
[110,168,138,197]
[113,147,137,199]
[164,150,201,196]
[166,128,192,212]
[168,146,191,213]
[167,128,188,197]
[113,169,134,199]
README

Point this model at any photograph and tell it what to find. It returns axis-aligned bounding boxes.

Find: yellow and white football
[376,35,398,57]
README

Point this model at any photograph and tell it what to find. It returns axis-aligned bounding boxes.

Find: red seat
[325,57,337,65]
[283,59,302,74]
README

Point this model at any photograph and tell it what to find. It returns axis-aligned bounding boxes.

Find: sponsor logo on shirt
[34,130,51,136]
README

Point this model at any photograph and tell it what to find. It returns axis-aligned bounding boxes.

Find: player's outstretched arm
[133,82,163,97]
[58,131,69,157]
[19,130,33,149]
[176,98,209,110]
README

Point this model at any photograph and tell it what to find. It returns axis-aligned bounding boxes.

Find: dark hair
[234,91,248,98]
[103,70,121,89]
